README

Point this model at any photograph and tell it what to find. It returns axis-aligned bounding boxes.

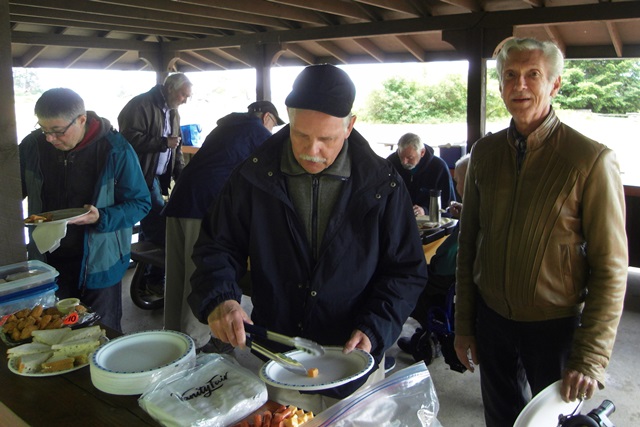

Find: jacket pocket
[560,243,588,302]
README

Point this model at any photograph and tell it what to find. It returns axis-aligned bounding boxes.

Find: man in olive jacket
[454,38,628,427]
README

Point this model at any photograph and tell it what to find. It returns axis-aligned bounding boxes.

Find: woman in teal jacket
[19,88,150,331]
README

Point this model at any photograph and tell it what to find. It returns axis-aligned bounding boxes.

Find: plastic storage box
[0,260,59,316]
[180,124,202,147]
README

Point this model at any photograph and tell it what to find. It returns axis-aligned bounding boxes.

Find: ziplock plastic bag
[139,353,268,427]
[306,362,442,427]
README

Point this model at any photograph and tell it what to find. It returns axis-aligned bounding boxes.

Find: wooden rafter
[314,40,350,64]
[606,21,623,57]
[93,0,293,30]
[175,0,328,25]
[395,34,425,61]
[353,38,385,62]
[283,43,316,64]
[439,0,482,13]
[544,25,566,54]
[353,0,422,16]
[267,0,374,21]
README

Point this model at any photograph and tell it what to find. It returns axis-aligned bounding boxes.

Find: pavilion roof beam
[521,0,543,7]
[283,43,316,64]
[544,25,566,54]
[439,0,482,13]
[101,50,129,69]
[10,12,205,39]
[93,0,293,30]
[10,0,257,33]
[353,38,386,62]
[395,34,426,61]
[353,0,422,16]
[176,0,329,26]
[188,50,232,69]
[218,48,254,67]
[606,21,623,57]
[19,45,46,66]
[267,0,375,21]
[315,40,350,64]
[177,52,219,71]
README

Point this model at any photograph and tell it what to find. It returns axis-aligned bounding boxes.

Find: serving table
[0,326,158,427]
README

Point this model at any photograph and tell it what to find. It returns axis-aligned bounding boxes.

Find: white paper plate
[8,356,88,377]
[90,330,195,395]
[92,330,193,374]
[514,380,583,427]
[416,216,457,230]
[259,346,374,391]
[24,208,90,226]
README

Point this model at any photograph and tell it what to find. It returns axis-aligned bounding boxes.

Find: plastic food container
[0,261,59,316]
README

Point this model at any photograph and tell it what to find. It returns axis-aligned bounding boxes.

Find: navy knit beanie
[285,64,356,118]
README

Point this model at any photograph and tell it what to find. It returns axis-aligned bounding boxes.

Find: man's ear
[550,75,562,97]
[344,114,357,138]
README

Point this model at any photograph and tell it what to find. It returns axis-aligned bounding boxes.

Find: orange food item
[24,213,53,223]
[307,367,319,378]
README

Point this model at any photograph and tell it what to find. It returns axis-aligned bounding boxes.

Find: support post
[0,1,27,264]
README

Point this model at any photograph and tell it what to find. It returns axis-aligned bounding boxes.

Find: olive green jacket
[455,110,628,386]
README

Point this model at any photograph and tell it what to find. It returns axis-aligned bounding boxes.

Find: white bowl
[56,297,80,314]
[90,329,195,395]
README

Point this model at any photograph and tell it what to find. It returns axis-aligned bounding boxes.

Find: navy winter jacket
[163,113,271,219]
[387,144,456,212]
[189,126,428,379]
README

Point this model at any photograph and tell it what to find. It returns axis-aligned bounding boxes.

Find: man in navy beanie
[189,64,428,412]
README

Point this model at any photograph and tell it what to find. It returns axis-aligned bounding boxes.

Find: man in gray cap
[188,64,427,411]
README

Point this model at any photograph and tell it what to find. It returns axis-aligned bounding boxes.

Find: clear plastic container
[0,261,59,316]
[0,260,59,298]
[0,283,59,316]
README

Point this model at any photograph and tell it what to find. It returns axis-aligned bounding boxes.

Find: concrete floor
[120,267,640,426]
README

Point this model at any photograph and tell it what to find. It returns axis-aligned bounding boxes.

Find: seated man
[398,154,469,362]
[387,133,456,216]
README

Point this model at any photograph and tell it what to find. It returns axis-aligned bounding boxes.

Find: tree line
[360,59,640,123]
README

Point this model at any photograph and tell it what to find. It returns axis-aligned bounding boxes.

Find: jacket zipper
[311,176,319,260]
[503,144,525,319]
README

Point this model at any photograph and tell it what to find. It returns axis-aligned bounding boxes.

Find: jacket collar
[280,138,352,179]
[508,107,561,151]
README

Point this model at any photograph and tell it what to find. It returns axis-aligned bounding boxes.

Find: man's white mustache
[300,154,327,163]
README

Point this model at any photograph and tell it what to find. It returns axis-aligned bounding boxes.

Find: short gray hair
[496,38,564,85]
[397,133,423,152]
[163,73,192,92]
[34,88,85,121]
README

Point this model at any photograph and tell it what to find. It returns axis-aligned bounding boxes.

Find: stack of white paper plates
[90,330,195,395]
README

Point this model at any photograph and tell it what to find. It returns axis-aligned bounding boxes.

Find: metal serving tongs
[244,322,325,376]
[245,335,309,376]
[244,322,325,356]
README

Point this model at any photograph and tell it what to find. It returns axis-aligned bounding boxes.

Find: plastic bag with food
[139,353,268,427]
[306,362,442,427]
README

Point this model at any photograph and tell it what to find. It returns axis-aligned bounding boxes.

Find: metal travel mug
[429,189,441,223]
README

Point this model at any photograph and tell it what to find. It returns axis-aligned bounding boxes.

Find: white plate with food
[24,208,89,225]
[259,346,374,391]
[8,356,88,377]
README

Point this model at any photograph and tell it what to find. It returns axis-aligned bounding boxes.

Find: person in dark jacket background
[20,88,151,332]
[188,64,428,413]
[387,132,456,216]
[162,101,284,353]
[117,73,191,289]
